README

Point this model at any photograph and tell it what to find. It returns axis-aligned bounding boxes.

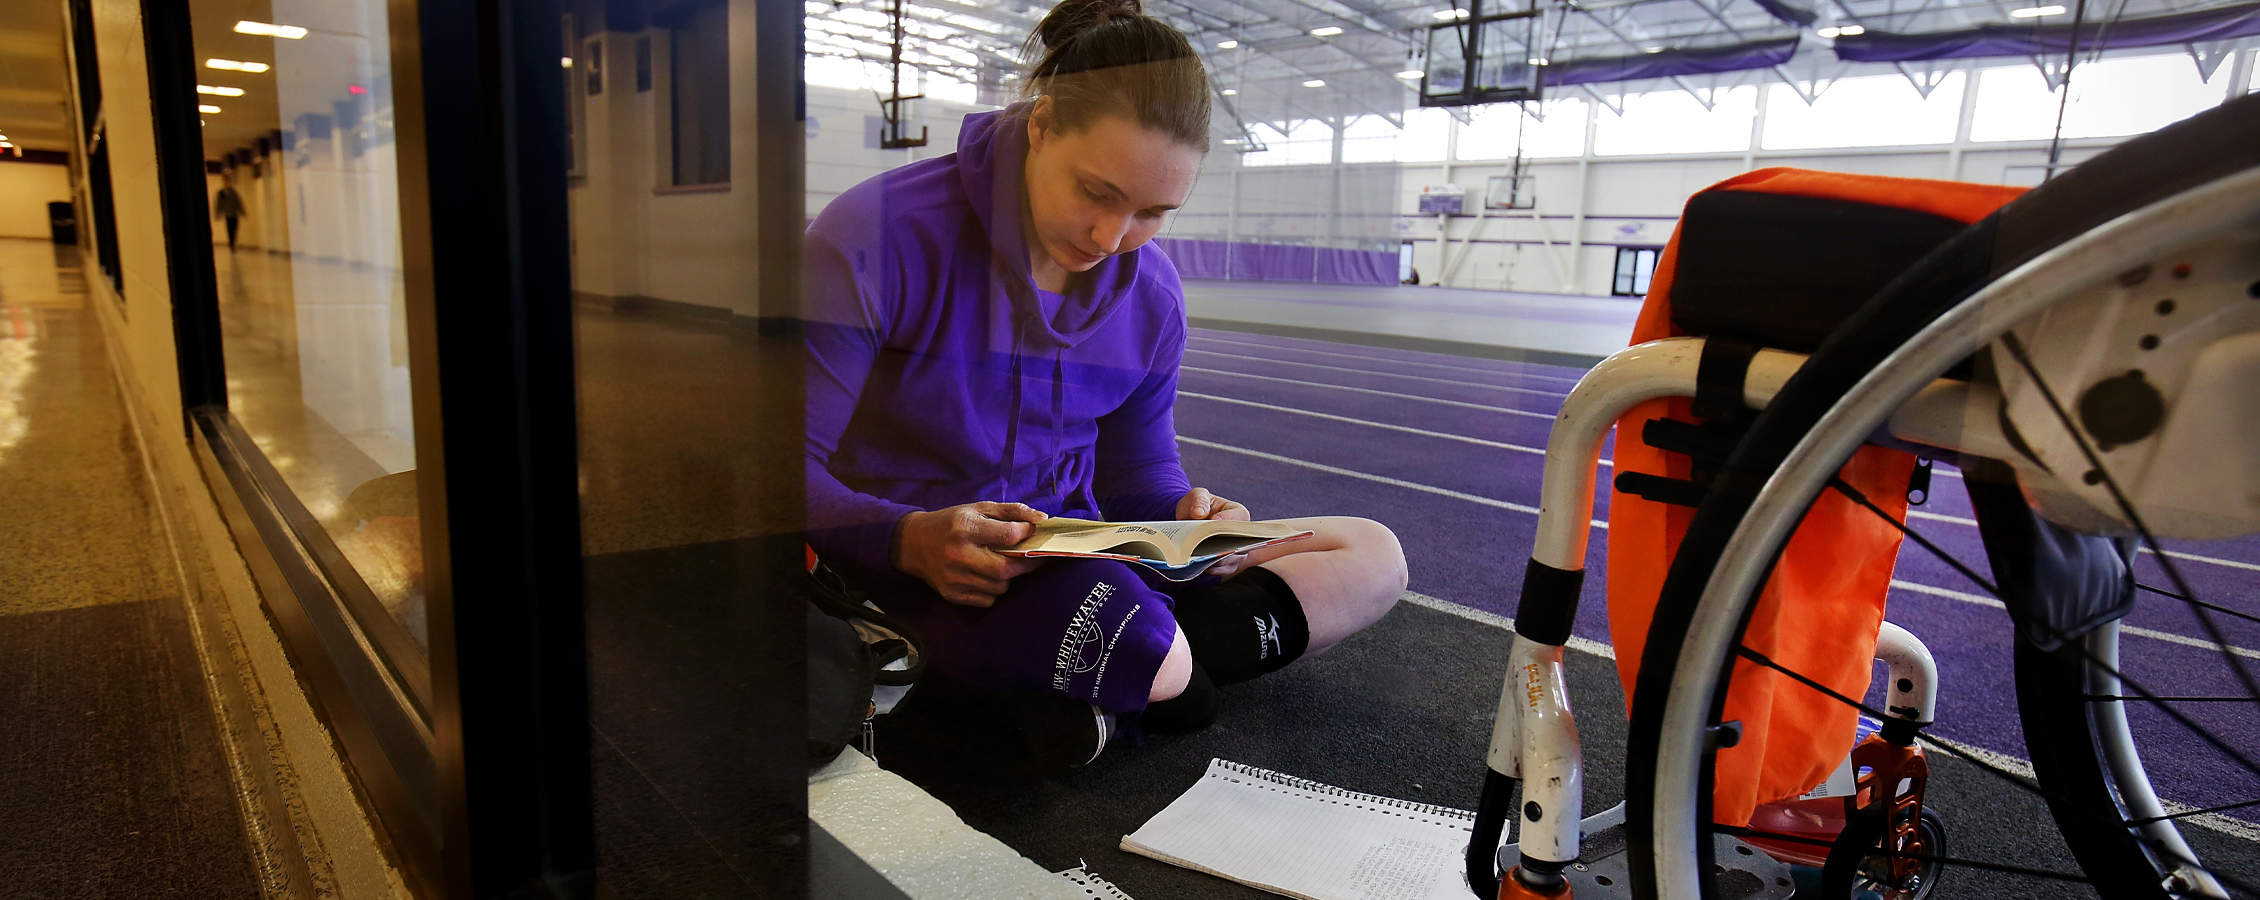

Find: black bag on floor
[807,560,926,772]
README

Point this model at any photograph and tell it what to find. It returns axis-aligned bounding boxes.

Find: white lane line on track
[1189,333,1586,385]
[1177,436,1610,530]
[1889,579,2260,661]
[1908,510,1980,526]
[1404,589,2260,843]
[1181,366,1560,420]
[1400,590,1618,660]
[1906,509,2260,573]
[2148,547,2260,573]
[1178,390,1615,467]
[1186,348,1571,398]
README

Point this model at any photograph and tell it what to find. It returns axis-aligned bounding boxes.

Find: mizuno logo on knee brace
[1256,614,1281,660]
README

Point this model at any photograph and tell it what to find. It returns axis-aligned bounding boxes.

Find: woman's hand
[1176,487,1251,521]
[893,501,1049,607]
[1178,488,1255,577]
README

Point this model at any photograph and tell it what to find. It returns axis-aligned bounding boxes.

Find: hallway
[0,238,260,898]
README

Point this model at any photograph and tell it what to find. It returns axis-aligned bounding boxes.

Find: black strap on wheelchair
[1512,559,1586,647]
[1691,337,1760,422]
[1617,339,1765,509]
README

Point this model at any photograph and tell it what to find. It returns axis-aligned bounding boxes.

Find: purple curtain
[1148,237,1231,280]
[1150,238,1395,286]
[1313,247,1395,285]
[1548,38,1800,87]
[1835,2,2260,61]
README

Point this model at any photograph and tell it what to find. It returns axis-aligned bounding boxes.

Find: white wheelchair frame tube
[1492,337,1805,865]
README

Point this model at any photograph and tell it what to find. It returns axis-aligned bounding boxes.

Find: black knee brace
[1140,661,1217,734]
[1172,566,1310,686]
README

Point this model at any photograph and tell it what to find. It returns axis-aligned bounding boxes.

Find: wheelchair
[1472,92,2260,900]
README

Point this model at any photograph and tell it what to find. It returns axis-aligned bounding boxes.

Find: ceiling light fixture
[1527,57,1549,65]
[234,20,308,39]
[206,58,270,73]
[2009,5,2065,16]
[1310,26,1343,36]
[561,56,575,67]
[1302,79,1326,87]
[1837,24,1865,34]
[1432,8,1469,19]
[196,84,246,96]
[1217,39,1239,49]
[1221,88,1238,95]
[1396,69,1425,79]
[1642,45,1665,52]
[199,104,222,114]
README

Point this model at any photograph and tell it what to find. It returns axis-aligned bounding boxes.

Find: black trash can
[47,201,77,245]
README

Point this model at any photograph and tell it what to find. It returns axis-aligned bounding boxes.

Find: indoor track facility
[0,0,2254,897]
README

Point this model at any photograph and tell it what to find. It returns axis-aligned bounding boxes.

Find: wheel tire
[2012,637,2174,899]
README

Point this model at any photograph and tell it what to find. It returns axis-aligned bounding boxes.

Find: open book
[999,518,1313,581]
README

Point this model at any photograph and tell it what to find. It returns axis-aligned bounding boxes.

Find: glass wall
[192,1,425,661]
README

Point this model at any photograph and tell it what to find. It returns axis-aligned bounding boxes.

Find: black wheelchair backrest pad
[1669,190,1968,354]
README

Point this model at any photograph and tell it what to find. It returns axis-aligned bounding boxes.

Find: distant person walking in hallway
[212,177,245,250]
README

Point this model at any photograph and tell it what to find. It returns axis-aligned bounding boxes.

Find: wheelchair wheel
[1625,95,2260,900]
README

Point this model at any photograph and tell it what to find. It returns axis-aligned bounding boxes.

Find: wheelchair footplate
[1498,802,1795,900]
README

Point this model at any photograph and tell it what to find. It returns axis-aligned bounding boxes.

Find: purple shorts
[871,559,1207,714]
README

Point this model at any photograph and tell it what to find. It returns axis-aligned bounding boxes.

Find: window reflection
[195,0,424,652]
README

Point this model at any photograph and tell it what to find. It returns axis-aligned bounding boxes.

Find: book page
[1121,760,1475,900]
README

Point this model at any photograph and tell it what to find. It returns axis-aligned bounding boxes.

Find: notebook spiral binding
[1214,760,1475,822]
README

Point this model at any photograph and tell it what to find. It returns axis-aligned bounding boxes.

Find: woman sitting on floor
[803,0,1407,770]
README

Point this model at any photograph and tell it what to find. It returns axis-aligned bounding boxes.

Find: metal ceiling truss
[808,0,2256,131]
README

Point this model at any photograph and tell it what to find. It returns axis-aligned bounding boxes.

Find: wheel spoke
[2083,694,2258,703]
[1827,476,1998,596]
[1827,477,2260,781]
[2134,582,2260,627]
[2124,797,2260,826]
[1735,644,1891,721]
[1996,332,2260,706]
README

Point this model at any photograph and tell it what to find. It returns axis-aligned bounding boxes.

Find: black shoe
[869,689,1114,781]
[1003,693,1115,775]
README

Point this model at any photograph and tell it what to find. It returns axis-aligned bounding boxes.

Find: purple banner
[1834,2,2260,61]
[1750,0,1819,26]
[1148,237,1396,286]
[1547,37,1800,87]
[1150,237,1232,279]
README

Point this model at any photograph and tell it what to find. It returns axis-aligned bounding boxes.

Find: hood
[956,103,1144,350]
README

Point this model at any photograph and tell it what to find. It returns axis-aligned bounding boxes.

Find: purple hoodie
[804,104,1192,575]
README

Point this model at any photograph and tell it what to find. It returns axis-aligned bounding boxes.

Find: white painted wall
[0,161,72,239]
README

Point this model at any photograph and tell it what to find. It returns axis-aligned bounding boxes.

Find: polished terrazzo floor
[0,238,260,898]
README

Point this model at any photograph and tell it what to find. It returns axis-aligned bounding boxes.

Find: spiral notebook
[1121,759,1477,900]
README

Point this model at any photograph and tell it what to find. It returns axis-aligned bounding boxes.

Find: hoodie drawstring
[1042,349,1065,497]
[999,315,1025,498]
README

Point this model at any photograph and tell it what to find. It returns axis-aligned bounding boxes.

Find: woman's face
[1023,102,1203,277]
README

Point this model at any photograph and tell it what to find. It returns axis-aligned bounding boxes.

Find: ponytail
[1022,0,1210,152]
